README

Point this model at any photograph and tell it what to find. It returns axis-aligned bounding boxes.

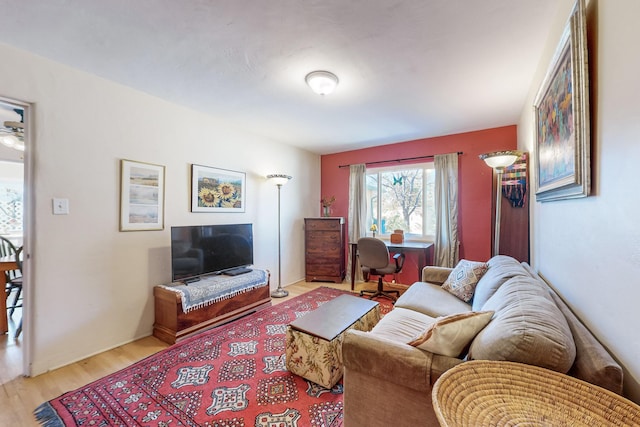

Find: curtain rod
[338,151,463,168]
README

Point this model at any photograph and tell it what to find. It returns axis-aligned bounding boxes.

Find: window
[0,161,23,236]
[366,163,435,241]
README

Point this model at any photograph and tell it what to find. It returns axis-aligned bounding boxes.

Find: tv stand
[153,269,271,344]
[224,267,252,276]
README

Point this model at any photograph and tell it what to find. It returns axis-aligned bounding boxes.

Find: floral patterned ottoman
[285,294,380,388]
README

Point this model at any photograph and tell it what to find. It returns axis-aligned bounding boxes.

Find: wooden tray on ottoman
[285,294,380,388]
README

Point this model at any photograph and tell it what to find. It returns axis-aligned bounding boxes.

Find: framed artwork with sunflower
[191,164,246,212]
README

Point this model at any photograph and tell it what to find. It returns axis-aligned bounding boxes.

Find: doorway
[0,97,31,377]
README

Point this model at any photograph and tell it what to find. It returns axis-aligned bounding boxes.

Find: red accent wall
[320,125,517,284]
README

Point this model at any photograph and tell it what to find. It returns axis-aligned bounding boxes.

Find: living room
[1,0,639,423]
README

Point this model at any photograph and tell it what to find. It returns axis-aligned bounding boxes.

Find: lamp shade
[267,174,292,186]
[479,151,521,170]
[305,71,339,95]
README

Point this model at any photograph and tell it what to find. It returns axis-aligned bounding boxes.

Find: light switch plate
[53,198,69,215]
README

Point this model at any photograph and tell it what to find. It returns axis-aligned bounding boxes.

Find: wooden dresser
[304,217,345,283]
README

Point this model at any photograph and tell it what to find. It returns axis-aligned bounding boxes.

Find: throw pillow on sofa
[442,259,489,302]
[407,310,494,357]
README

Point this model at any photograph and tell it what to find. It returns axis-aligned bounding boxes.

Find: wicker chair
[432,360,640,426]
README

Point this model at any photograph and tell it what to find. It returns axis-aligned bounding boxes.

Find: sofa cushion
[370,307,436,344]
[442,259,488,302]
[407,311,494,357]
[468,276,576,373]
[395,282,472,318]
[471,255,531,311]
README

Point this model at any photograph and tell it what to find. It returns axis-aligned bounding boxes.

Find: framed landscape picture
[191,164,245,212]
[120,159,165,231]
[534,0,590,202]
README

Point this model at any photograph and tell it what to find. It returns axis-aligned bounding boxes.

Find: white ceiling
[0,0,560,155]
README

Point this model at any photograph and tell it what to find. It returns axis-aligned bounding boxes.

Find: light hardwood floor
[1,280,405,426]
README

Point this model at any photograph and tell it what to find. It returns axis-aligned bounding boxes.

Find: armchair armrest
[343,329,434,392]
[393,252,406,272]
[421,266,453,285]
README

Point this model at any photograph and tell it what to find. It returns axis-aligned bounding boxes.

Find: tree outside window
[366,163,435,240]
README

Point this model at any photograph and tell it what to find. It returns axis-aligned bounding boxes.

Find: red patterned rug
[34,287,393,426]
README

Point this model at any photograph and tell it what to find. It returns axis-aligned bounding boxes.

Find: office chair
[357,237,405,302]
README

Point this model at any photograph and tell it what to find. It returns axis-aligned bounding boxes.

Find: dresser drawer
[306,252,342,263]
[305,263,342,276]
[306,230,341,243]
[305,218,343,231]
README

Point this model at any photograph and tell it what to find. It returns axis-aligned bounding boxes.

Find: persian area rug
[34,287,393,427]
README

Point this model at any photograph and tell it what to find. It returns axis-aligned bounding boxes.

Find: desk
[0,255,18,334]
[349,241,434,290]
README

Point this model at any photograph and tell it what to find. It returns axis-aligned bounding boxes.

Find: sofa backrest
[471,255,530,311]
[521,263,623,394]
[469,274,577,373]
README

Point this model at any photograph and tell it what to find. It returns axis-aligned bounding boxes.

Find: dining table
[0,254,19,334]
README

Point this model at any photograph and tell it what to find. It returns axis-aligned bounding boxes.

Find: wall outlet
[53,198,69,215]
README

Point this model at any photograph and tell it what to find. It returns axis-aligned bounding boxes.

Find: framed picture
[534,0,590,202]
[191,164,245,212]
[120,159,165,231]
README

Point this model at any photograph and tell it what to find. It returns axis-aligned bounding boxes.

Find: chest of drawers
[304,217,345,283]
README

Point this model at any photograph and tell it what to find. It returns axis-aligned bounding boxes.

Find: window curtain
[346,164,367,284]
[434,153,459,268]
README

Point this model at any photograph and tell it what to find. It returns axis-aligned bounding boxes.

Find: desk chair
[357,237,405,302]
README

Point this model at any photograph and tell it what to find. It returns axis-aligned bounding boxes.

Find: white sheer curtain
[434,153,459,267]
[346,164,367,284]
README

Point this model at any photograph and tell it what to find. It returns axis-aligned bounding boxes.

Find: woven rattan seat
[432,360,640,426]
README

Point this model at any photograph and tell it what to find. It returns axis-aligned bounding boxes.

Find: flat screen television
[171,223,254,282]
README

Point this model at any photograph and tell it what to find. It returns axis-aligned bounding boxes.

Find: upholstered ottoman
[285,294,380,388]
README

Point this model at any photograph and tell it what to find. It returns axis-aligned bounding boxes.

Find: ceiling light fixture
[0,121,25,152]
[305,70,339,96]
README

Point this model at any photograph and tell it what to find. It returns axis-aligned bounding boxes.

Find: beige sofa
[342,255,623,427]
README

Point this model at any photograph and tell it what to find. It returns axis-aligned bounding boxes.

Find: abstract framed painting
[191,164,246,212]
[120,159,165,231]
[534,0,590,202]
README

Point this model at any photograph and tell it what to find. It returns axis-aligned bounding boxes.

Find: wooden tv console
[153,272,271,344]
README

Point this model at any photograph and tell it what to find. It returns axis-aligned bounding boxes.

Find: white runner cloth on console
[158,269,269,313]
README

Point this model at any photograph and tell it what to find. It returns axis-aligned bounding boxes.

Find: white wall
[519,0,640,402]
[0,43,320,375]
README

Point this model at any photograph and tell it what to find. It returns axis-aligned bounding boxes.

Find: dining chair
[1,236,23,319]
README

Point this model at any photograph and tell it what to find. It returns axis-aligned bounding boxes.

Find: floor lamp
[479,151,520,256]
[267,173,292,298]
